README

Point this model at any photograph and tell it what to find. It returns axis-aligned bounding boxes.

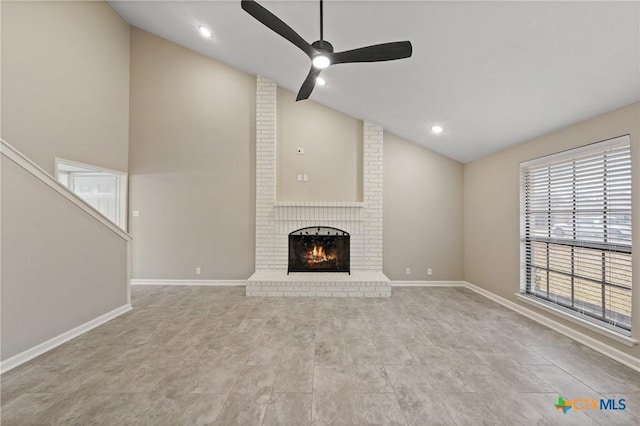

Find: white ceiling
[109,1,639,163]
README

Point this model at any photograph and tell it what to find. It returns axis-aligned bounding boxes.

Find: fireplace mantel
[274,201,364,207]
[274,202,364,223]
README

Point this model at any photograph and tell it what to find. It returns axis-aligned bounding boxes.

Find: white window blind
[520,135,632,334]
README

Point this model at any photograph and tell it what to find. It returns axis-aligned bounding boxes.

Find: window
[55,158,128,231]
[520,135,632,336]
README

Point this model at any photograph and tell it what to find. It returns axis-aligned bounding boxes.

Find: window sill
[515,293,638,347]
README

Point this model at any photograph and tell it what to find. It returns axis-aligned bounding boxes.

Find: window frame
[54,157,129,231]
[519,135,633,338]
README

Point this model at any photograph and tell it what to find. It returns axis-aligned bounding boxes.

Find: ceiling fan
[241,0,413,101]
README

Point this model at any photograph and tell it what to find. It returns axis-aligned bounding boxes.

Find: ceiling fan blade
[241,0,315,58]
[296,67,322,101]
[331,41,412,65]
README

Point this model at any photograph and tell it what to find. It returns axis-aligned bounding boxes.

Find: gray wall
[1,156,129,360]
[128,28,256,280]
[0,0,131,363]
[277,87,363,202]
[1,0,130,175]
[464,102,639,360]
[0,1,3,137]
[384,132,464,281]
[127,29,466,281]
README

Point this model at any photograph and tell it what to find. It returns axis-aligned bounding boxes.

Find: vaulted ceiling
[109,1,639,163]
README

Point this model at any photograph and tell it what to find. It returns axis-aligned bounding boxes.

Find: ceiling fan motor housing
[311,40,334,54]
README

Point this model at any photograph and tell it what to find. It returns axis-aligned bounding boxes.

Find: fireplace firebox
[288,227,350,274]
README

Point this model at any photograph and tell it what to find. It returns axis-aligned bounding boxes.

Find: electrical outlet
[303,174,308,181]
[297,147,304,155]
[196,267,201,275]
[405,267,411,275]
[297,174,302,181]
[427,268,433,276]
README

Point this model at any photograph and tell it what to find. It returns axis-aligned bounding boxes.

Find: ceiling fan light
[198,25,212,38]
[316,77,326,86]
[312,55,331,69]
[431,125,444,134]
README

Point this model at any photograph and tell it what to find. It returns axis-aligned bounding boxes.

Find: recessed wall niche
[276,87,363,202]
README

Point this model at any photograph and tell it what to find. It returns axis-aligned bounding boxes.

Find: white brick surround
[363,121,384,271]
[255,76,277,271]
[272,202,365,271]
[247,76,389,297]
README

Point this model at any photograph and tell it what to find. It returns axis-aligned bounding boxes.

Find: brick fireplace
[246,76,390,297]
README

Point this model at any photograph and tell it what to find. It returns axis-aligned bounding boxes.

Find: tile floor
[1,286,638,425]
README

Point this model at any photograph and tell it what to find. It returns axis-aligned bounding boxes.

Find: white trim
[520,134,630,167]
[391,281,465,287]
[127,244,132,306]
[0,304,132,374]
[515,293,636,346]
[463,281,640,373]
[131,279,246,286]
[0,140,131,241]
[54,157,129,232]
[54,156,127,177]
[131,278,448,288]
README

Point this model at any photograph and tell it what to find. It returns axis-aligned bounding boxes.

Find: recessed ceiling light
[198,25,212,38]
[431,125,444,134]
[312,55,331,69]
[316,77,326,86]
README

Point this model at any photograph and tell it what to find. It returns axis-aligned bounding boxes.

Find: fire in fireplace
[288,227,350,274]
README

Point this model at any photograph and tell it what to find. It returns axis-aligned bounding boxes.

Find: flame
[307,244,336,264]
[312,245,325,258]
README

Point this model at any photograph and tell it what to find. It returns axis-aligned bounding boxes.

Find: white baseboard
[462,281,640,373]
[514,293,637,347]
[0,304,132,374]
[132,279,465,288]
[133,279,468,288]
[131,279,246,286]
[391,280,465,287]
